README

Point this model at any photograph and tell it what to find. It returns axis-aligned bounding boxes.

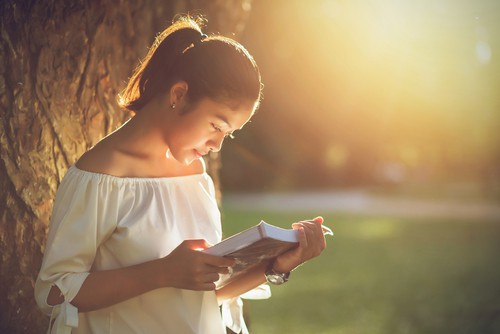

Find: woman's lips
[194,149,205,158]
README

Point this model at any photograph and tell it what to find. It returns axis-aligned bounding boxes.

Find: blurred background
[218,1,500,333]
[220,0,500,197]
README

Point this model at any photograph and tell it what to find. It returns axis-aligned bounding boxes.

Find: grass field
[220,207,500,334]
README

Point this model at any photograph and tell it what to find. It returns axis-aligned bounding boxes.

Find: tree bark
[0,0,251,332]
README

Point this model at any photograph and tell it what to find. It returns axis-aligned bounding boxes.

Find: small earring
[171,103,176,109]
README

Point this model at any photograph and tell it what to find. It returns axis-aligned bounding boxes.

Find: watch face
[267,274,285,285]
[265,264,290,285]
[265,270,290,285]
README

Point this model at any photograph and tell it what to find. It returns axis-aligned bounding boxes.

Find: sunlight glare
[475,40,492,64]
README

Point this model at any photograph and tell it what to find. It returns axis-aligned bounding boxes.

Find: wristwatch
[265,263,290,285]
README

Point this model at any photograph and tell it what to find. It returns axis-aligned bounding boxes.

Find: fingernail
[314,216,324,223]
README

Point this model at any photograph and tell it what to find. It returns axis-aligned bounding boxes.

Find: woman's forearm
[215,261,268,303]
[47,239,235,312]
[48,259,162,312]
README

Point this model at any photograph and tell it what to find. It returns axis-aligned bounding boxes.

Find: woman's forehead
[198,98,255,128]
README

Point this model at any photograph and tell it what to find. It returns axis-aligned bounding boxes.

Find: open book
[203,221,299,288]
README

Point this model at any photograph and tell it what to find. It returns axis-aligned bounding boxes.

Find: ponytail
[118,15,262,113]
[118,17,203,111]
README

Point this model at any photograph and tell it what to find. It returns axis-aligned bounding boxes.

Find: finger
[293,222,315,241]
[204,263,231,275]
[297,225,308,249]
[202,272,221,284]
[293,219,321,230]
[312,216,324,223]
[311,225,327,251]
[302,223,319,243]
[214,265,231,275]
[299,222,326,252]
[294,217,323,225]
[306,221,327,248]
[195,282,216,291]
[203,253,236,268]
[302,221,325,239]
[184,239,212,251]
[299,217,327,236]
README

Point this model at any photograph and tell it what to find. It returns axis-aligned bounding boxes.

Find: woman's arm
[216,217,327,303]
[215,261,268,302]
[47,258,161,311]
[48,239,235,312]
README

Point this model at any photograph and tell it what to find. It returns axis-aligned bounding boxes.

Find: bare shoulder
[76,143,206,178]
[75,139,118,175]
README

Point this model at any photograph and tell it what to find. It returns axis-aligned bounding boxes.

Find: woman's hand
[272,216,328,274]
[156,239,235,291]
[49,239,235,312]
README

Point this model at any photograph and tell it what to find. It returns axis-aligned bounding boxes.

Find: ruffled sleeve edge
[35,272,90,334]
[221,284,272,334]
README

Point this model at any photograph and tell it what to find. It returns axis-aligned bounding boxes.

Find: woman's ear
[169,81,189,107]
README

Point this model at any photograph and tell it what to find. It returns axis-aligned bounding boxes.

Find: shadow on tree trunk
[0,0,252,332]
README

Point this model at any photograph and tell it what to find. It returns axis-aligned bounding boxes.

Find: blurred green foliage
[221,207,500,334]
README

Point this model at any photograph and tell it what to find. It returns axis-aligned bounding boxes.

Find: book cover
[203,221,299,288]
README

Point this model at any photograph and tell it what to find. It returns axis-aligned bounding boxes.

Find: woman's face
[166,97,255,165]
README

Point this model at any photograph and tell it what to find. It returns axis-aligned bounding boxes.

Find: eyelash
[212,123,235,139]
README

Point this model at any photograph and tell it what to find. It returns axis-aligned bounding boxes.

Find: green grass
[220,208,500,334]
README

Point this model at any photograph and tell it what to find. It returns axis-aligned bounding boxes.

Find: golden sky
[237,0,499,185]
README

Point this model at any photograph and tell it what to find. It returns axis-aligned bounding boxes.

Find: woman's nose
[208,134,225,153]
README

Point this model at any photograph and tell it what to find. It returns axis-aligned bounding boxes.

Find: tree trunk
[0,1,251,332]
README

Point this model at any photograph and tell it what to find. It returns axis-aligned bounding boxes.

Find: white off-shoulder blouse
[35,165,227,334]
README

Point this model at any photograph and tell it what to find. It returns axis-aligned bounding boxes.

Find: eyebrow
[215,114,233,129]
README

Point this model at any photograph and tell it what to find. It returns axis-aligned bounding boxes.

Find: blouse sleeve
[35,168,119,333]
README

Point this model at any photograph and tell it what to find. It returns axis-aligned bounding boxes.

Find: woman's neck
[112,99,171,161]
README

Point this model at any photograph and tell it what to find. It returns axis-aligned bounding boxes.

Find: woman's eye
[212,123,222,132]
[212,123,235,139]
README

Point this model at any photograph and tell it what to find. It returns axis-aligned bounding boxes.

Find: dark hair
[118,15,262,112]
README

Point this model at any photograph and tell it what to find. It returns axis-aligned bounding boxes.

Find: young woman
[35,15,327,334]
